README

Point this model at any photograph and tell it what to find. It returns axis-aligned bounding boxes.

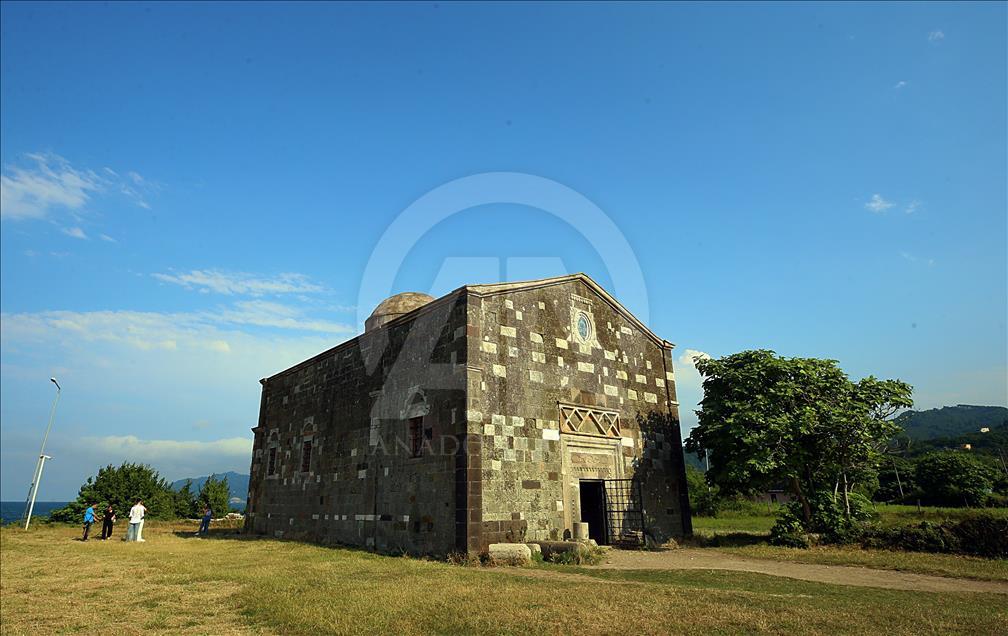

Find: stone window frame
[402,389,431,459]
[300,421,316,474]
[569,294,600,348]
[266,430,280,478]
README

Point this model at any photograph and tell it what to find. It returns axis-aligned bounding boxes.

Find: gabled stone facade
[244,274,691,555]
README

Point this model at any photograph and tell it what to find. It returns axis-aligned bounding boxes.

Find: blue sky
[1,2,1005,500]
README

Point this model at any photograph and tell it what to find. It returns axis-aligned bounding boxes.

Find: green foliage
[685,349,912,522]
[50,463,176,523]
[544,543,606,565]
[197,474,232,516]
[894,405,1007,441]
[875,456,917,503]
[859,514,1008,558]
[914,451,998,507]
[949,514,1008,558]
[769,491,875,547]
[685,466,721,516]
[173,480,198,518]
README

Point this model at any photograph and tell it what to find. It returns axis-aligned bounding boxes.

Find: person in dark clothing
[198,506,212,535]
[101,504,116,540]
[82,503,96,541]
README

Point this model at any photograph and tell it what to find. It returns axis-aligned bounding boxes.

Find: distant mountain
[894,405,1008,441]
[171,471,249,509]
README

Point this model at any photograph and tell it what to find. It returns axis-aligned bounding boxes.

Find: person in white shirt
[126,500,146,542]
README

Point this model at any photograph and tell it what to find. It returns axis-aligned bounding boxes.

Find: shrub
[769,491,875,546]
[949,514,1008,558]
[685,466,721,517]
[860,521,960,554]
[50,463,177,523]
[857,513,1007,558]
[546,543,606,566]
[914,451,997,507]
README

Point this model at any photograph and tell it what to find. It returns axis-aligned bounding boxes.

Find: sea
[0,501,69,525]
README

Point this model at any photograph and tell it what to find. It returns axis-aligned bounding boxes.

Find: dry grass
[690,504,1008,582]
[1,521,1005,635]
[715,543,1008,582]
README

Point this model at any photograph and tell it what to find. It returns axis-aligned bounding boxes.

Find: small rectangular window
[409,417,423,457]
[301,439,312,472]
[267,447,277,475]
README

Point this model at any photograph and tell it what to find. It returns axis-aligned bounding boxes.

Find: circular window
[576,312,592,342]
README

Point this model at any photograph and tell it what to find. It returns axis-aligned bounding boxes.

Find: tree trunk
[841,471,851,519]
[791,476,812,524]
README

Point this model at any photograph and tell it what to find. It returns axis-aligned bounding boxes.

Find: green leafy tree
[876,456,916,502]
[174,479,198,518]
[685,465,721,517]
[685,350,912,527]
[50,463,177,523]
[914,451,997,507]
[197,474,231,517]
[822,376,912,516]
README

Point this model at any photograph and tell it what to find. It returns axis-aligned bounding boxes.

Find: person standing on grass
[100,504,116,540]
[198,505,212,536]
[81,502,96,541]
[126,499,146,542]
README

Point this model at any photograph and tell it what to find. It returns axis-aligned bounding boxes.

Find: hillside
[171,471,249,508]
[894,405,1007,441]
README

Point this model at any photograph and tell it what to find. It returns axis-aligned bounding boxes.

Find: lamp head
[50,377,61,390]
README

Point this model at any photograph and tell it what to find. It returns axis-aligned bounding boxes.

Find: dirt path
[593,548,1008,594]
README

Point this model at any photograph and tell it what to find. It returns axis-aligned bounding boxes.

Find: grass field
[690,504,1008,582]
[1,521,1006,635]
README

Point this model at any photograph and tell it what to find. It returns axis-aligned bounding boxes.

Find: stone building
[244,273,692,555]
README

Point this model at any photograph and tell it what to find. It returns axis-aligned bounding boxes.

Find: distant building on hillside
[244,274,691,555]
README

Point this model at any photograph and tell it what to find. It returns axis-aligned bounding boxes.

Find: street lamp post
[23,378,61,530]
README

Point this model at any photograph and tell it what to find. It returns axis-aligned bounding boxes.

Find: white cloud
[100,233,117,243]
[61,226,88,240]
[152,269,325,296]
[865,194,895,213]
[928,30,945,42]
[672,349,712,435]
[1,153,158,223]
[905,200,921,214]
[893,80,908,90]
[0,153,101,220]
[81,435,252,463]
[219,300,353,334]
[899,251,935,267]
[678,349,711,367]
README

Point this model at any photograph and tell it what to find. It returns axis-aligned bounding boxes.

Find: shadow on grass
[682,532,770,548]
[171,528,246,541]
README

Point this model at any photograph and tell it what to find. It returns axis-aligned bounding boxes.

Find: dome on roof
[365,292,435,332]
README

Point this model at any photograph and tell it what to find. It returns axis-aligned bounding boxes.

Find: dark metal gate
[603,478,646,547]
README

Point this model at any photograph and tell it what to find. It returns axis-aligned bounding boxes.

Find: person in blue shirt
[81,503,96,541]
[198,505,212,536]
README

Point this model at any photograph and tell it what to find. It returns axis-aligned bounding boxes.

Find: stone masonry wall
[245,293,468,556]
[464,279,691,550]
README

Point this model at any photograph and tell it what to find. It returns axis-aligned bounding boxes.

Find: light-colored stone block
[492,364,507,377]
[555,338,568,350]
[500,325,516,338]
[488,543,531,566]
